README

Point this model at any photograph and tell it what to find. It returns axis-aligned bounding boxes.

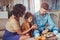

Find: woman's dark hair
[12,4,26,17]
[24,12,33,20]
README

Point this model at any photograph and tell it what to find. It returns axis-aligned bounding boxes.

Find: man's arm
[33,13,40,37]
[47,14,59,34]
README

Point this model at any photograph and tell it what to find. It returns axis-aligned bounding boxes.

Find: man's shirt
[33,11,59,33]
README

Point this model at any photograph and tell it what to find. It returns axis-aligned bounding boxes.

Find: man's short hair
[41,3,49,10]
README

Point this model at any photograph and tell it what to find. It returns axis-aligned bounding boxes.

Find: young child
[21,12,37,37]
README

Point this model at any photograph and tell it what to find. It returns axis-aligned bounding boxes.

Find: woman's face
[28,16,33,23]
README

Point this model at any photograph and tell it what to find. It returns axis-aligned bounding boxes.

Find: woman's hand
[31,24,37,30]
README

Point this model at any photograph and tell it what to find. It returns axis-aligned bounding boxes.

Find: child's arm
[22,24,37,34]
[12,20,32,35]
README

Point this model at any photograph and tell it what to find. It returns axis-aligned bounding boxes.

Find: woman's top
[5,18,20,32]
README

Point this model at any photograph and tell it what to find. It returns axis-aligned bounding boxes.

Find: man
[33,3,59,37]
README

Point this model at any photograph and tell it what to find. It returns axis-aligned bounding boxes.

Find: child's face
[28,16,33,23]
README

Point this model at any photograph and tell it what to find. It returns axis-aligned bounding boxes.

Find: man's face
[40,8,47,15]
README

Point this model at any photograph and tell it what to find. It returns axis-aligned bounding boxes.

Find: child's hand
[26,33,30,36]
[31,24,37,29]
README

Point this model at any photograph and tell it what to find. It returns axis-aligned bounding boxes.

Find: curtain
[41,0,60,10]
[0,0,13,6]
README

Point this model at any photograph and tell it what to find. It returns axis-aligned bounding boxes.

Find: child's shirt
[21,21,33,37]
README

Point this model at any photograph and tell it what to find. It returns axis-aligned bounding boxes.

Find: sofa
[0,13,60,40]
[0,19,8,40]
[0,18,24,40]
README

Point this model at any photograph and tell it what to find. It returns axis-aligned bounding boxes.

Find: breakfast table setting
[26,32,60,40]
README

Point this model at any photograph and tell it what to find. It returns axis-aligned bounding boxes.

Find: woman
[3,4,36,40]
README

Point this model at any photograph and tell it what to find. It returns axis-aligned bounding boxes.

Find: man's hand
[42,29,48,34]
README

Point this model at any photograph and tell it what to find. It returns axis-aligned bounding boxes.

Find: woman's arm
[12,19,37,35]
[22,25,37,34]
[13,22,32,35]
[15,26,33,35]
[22,27,32,34]
[15,25,37,35]
[22,21,38,34]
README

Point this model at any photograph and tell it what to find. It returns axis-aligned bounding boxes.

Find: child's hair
[24,12,33,20]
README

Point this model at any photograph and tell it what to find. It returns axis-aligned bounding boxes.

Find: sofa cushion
[0,19,8,31]
[0,31,5,38]
[0,26,5,31]
[0,38,2,40]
